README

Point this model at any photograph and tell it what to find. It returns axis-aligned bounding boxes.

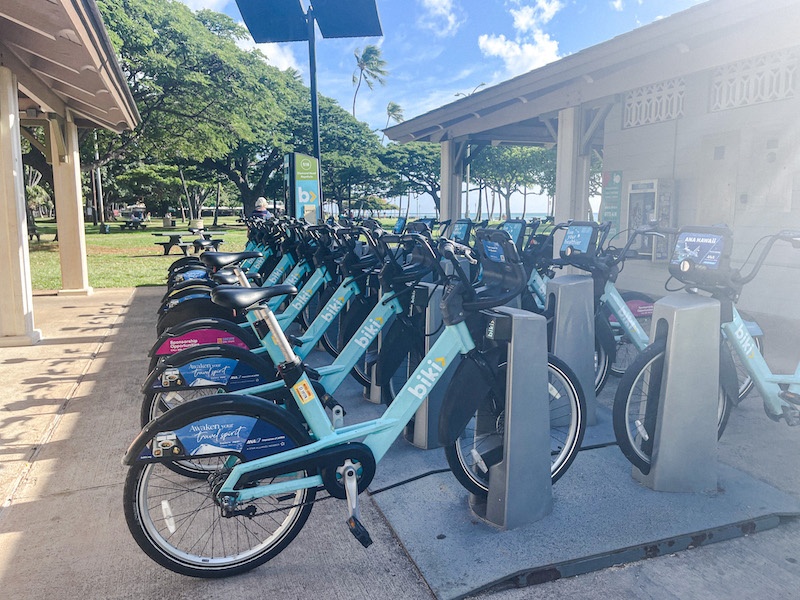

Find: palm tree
[382,101,404,142]
[352,45,387,118]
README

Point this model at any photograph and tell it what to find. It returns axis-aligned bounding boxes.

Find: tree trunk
[213,182,220,227]
[522,185,527,220]
[179,169,194,220]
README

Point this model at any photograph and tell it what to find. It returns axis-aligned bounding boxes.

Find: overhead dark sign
[235,0,382,42]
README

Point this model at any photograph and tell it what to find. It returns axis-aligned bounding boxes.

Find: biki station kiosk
[284,152,321,224]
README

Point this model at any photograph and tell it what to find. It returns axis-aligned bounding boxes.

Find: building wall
[602,48,800,321]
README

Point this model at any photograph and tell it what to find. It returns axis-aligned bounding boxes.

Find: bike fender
[142,344,275,393]
[719,342,741,406]
[438,351,499,446]
[122,394,302,466]
[150,318,258,358]
[156,297,241,334]
[595,310,617,363]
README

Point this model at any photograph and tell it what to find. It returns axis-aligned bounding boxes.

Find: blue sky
[180,0,705,213]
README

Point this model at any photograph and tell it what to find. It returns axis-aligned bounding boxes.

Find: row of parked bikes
[121,212,800,578]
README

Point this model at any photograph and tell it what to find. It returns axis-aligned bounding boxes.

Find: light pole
[235,0,382,175]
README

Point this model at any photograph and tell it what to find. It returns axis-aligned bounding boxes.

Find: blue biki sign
[284,153,321,223]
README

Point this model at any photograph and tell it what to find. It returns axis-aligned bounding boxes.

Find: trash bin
[162,216,176,228]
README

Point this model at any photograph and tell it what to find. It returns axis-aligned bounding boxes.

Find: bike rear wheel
[594,339,610,394]
[612,337,732,473]
[124,405,314,577]
[445,354,586,497]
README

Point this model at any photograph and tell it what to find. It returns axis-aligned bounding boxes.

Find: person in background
[251,197,274,220]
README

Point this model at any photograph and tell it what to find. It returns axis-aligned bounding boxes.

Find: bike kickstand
[340,460,373,548]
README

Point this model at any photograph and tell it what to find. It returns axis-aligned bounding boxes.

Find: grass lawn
[28,218,249,290]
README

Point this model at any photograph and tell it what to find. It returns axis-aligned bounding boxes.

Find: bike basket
[559,221,599,261]
[668,225,733,287]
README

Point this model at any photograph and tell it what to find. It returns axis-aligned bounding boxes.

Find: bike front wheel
[445,354,586,497]
[612,337,732,473]
[124,405,315,578]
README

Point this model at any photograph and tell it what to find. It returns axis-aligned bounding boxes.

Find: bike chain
[237,486,336,518]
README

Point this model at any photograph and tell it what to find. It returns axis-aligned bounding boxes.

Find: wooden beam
[19,126,49,161]
[46,113,67,162]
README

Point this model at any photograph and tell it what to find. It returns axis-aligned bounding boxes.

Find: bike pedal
[347,516,373,548]
[779,390,800,406]
[781,405,800,426]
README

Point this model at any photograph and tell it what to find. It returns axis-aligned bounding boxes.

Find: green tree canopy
[380,142,441,213]
[471,145,548,217]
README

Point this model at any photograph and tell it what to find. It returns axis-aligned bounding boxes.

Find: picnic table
[187,229,225,253]
[120,219,148,230]
[152,233,190,255]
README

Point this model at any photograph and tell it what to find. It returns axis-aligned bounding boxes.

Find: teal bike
[122,228,587,577]
[613,226,798,473]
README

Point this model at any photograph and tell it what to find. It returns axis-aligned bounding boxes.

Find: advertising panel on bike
[143,414,297,461]
[668,225,733,286]
[560,222,598,257]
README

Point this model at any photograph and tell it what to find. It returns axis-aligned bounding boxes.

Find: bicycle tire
[142,388,220,430]
[444,353,586,497]
[612,337,732,473]
[594,339,610,394]
[124,402,314,577]
[609,291,654,377]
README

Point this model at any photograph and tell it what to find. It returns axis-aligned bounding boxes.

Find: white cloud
[235,32,303,74]
[479,1,564,77]
[478,31,560,77]
[610,0,624,11]
[257,43,302,72]
[417,0,464,38]
[180,0,228,12]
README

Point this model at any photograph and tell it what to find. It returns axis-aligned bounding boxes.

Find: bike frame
[242,271,360,363]
[722,306,800,419]
[237,288,403,397]
[601,282,650,351]
[216,320,475,501]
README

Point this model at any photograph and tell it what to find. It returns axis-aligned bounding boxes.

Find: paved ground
[0,286,799,599]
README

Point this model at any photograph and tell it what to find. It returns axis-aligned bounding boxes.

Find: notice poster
[599,171,622,236]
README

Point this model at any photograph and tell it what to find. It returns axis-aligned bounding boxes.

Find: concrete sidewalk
[0,288,799,600]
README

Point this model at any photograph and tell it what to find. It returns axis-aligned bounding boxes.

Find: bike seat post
[234,266,252,287]
[251,305,299,365]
